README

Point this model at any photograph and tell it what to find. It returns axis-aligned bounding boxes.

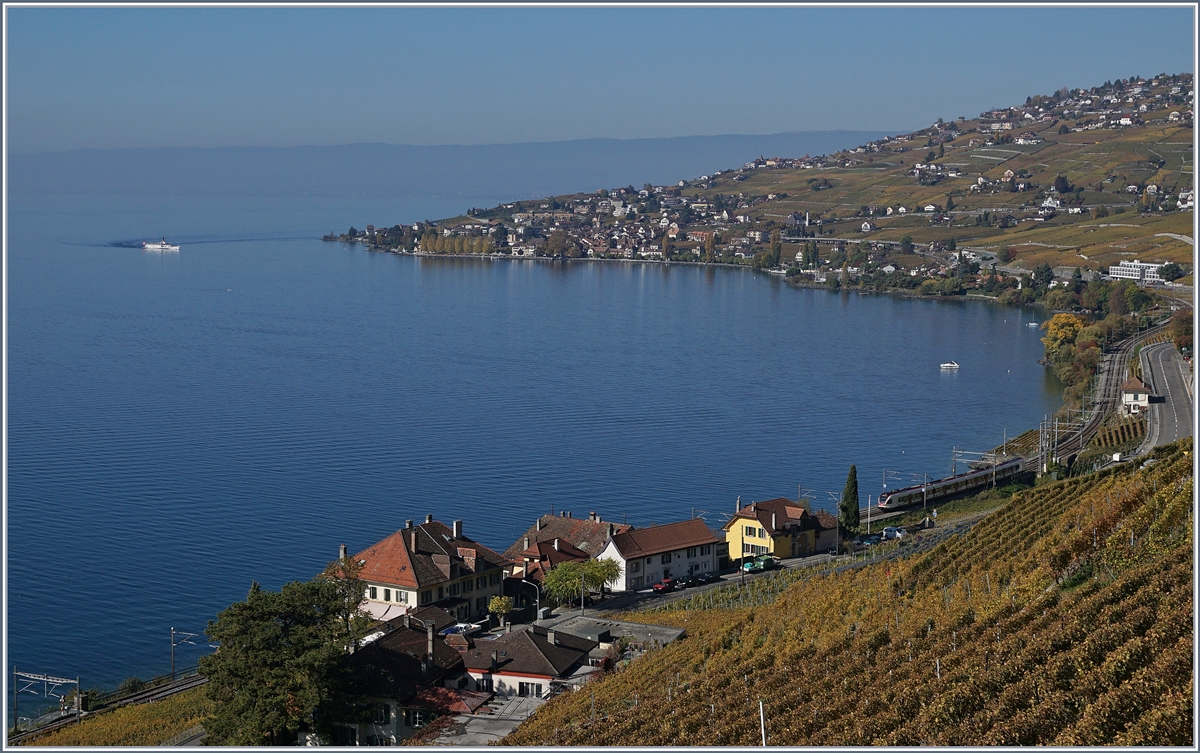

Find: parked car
[882,526,905,540]
[651,578,678,593]
[693,571,721,584]
[675,575,699,589]
[742,555,779,573]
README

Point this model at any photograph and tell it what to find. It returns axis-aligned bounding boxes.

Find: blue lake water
[6,192,1061,698]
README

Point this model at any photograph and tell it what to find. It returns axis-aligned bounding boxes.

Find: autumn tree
[488,595,514,627]
[1040,313,1087,362]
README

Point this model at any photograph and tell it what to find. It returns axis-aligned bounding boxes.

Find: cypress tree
[840,465,860,532]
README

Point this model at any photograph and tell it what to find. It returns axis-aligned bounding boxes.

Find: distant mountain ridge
[8,131,893,200]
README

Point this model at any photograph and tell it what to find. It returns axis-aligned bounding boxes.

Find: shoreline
[334,240,1049,306]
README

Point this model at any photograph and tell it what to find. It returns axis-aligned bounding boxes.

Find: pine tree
[839,465,860,532]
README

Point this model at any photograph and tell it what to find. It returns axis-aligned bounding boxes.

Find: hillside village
[332,72,1193,298]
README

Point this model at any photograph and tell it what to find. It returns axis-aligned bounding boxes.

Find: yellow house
[722,498,839,563]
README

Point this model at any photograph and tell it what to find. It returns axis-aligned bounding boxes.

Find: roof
[518,539,590,582]
[354,520,510,590]
[409,686,492,713]
[722,498,810,536]
[1120,377,1151,393]
[345,622,464,700]
[502,514,633,560]
[462,626,597,679]
[607,518,720,560]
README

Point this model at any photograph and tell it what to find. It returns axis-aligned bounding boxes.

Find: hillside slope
[504,440,1193,746]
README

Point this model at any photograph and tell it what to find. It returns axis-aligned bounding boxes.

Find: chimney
[736,495,741,514]
[536,518,543,531]
[490,650,499,671]
[523,536,530,550]
[589,511,596,521]
[567,511,572,518]
[426,623,435,664]
[608,523,614,539]
[410,530,418,551]
[553,538,560,551]
[339,543,347,560]
[453,520,463,539]
[547,630,557,646]
[425,514,433,524]
[560,511,566,517]
[406,519,413,529]
[771,512,776,531]
[403,613,410,629]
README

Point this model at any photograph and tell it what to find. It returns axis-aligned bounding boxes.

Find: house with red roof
[351,516,510,623]
[596,518,720,591]
[721,498,838,565]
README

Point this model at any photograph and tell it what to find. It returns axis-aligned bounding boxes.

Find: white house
[597,519,720,592]
[861,222,876,232]
[1120,377,1152,415]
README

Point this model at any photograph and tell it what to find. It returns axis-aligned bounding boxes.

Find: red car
[651,578,678,593]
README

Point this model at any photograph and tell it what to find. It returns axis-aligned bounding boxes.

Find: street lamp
[521,579,543,625]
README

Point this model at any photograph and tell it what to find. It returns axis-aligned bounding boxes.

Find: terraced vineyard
[505,440,1193,746]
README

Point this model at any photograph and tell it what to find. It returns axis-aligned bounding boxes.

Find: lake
[6,192,1061,699]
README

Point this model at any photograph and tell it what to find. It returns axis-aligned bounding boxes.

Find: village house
[316,607,489,745]
[459,625,599,698]
[1120,377,1153,415]
[597,519,720,592]
[351,517,510,624]
[722,498,839,563]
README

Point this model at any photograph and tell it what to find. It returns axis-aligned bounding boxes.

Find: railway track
[7,674,208,746]
[1053,320,1171,460]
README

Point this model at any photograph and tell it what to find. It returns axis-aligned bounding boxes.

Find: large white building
[1108,259,1164,284]
[597,518,720,592]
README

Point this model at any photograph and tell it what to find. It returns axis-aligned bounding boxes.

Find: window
[701,545,711,556]
[437,586,444,600]
[490,573,501,586]
[687,547,696,558]
[384,588,391,602]
[661,553,672,564]
[743,542,751,554]
[398,590,408,604]
[449,583,460,596]
[331,727,357,746]
[477,576,486,589]
[369,586,378,600]
[744,525,756,537]
[420,590,432,605]
[476,597,485,612]
[373,703,391,724]
[758,528,766,538]
[403,709,428,729]
[518,682,544,698]
[477,677,494,693]
[463,578,473,593]
[631,576,643,589]
[629,561,640,573]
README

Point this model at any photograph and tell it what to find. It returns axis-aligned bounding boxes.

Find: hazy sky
[5,5,1195,154]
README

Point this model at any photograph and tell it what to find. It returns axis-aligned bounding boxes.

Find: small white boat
[1027,322,1040,327]
[940,361,960,370]
[143,238,180,252]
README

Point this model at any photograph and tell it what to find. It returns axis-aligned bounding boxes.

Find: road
[1139,342,1194,450]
